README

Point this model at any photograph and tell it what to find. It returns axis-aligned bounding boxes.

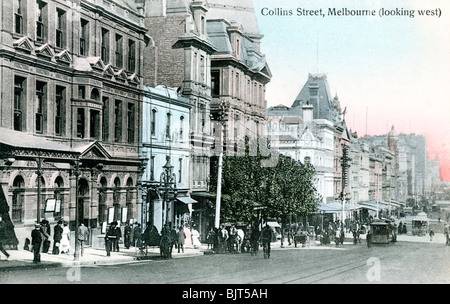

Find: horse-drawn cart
[294,231,309,247]
[136,225,176,259]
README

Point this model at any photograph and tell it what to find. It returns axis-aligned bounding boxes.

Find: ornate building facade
[207,0,272,152]
[0,0,147,246]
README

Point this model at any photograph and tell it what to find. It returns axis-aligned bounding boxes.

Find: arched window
[90,88,100,101]
[12,175,25,223]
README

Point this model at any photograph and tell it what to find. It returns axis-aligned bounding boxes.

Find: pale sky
[253,0,450,180]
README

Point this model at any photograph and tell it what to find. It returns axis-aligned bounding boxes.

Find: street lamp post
[159,156,177,227]
[320,210,325,245]
[73,159,81,261]
[35,154,43,224]
[214,100,228,229]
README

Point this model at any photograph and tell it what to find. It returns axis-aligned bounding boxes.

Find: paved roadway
[1,239,449,284]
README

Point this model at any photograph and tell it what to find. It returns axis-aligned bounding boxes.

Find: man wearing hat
[31,223,43,263]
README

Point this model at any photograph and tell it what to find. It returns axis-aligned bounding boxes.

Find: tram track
[274,247,398,284]
[160,249,340,284]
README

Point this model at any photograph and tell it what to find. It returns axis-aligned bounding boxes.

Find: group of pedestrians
[29,219,73,263]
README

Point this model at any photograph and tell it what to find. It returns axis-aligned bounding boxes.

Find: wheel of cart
[159,234,173,258]
[134,236,148,259]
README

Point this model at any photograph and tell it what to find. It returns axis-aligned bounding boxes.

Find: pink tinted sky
[254,0,450,181]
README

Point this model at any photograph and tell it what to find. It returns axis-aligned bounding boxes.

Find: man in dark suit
[31,224,43,263]
[52,220,63,255]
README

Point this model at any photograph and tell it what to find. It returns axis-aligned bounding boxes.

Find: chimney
[308,81,319,119]
[302,103,314,123]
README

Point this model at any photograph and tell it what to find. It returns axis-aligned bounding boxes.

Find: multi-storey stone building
[206,0,272,151]
[0,0,147,246]
[140,86,192,232]
[142,0,217,237]
[266,74,351,221]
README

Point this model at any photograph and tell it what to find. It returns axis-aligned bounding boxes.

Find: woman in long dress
[191,227,201,249]
[60,222,71,254]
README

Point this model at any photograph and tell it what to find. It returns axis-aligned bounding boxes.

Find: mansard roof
[289,74,342,123]
[206,0,261,36]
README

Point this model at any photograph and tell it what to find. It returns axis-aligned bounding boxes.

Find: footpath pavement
[0,244,208,271]
[0,231,447,272]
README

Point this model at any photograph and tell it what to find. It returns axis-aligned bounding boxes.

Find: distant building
[266,74,350,219]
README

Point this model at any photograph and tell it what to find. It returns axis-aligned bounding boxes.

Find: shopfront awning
[318,203,349,214]
[358,201,389,211]
[176,196,198,204]
[190,191,216,199]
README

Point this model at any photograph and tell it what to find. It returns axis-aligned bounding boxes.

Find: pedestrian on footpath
[31,223,43,263]
[261,224,273,259]
[105,223,116,256]
[429,229,435,241]
[77,222,89,257]
[52,220,63,255]
[40,219,51,253]
[366,226,372,248]
[124,222,132,249]
[113,222,121,252]
[177,226,186,253]
[60,222,71,254]
[0,215,10,260]
[133,223,142,247]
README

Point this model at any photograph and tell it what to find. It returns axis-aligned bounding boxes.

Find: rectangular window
[115,34,123,68]
[178,158,183,183]
[14,76,25,131]
[90,110,100,139]
[193,53,198,81]
[35,81,46,134]
[14,0,24,35]
[55,86,65,136]
[77,108,85,138]
[128,39,136,72]
[150,156,155,181]
[211,70,220,96]
[102,97,109,141]
[200,55,205,83]
[36,1,47,42]
[78,85,86,99]
[56,8,66,48]
[236,73,240,99]
[200,104,206,131]
[180,116,184,139]
[151,109,156,136]
[80,19,89,56]
[127,103,135,143]
[166,113,171,139]
[101,28,110,63]
[114,100,122,142]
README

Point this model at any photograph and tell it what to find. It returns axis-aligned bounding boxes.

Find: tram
[370,219,395,244]
[411,212,429,236]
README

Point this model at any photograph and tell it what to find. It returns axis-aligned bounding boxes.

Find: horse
[234,229,245,253]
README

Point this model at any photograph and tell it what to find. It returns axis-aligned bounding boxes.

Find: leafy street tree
[210,144,320,232]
